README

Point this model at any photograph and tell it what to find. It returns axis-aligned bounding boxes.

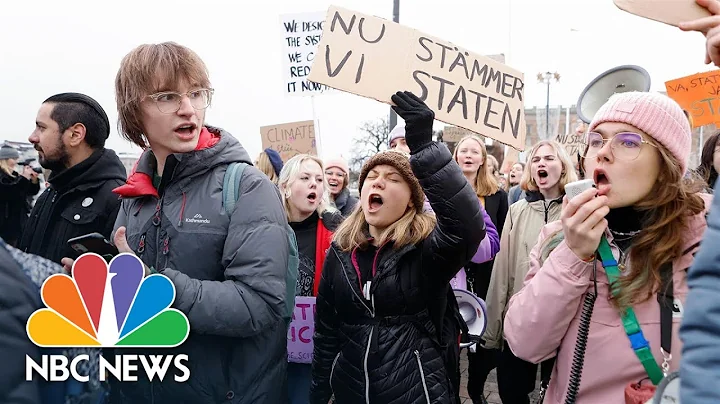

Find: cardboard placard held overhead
[614,0,711,27]
[665,70,720,128]
[308,6,526,150]
[280,12,332,96]
[260,120,317,161]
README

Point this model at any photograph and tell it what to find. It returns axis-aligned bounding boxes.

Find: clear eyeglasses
[146,88,214,114]
[583,131,657,161]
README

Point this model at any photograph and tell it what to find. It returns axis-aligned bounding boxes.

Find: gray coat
[110,127,290,403]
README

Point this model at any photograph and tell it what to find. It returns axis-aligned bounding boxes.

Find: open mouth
[328,179,339,187]
[174,123,197,136]
[307,192,317,203]
[368,193,383,211]
[537,170,548,179]
[593,169,612,196]
[593,169,609,185]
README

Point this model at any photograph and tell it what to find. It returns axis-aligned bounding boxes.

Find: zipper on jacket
[364,328,373,404]
[414,350,431,404]
[329,352,341,395]
[333,248,373,315]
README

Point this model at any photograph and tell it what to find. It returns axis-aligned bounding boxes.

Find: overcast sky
[1,0,715,160]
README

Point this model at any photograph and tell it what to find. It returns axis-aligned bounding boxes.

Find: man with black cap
[17,92,127,264]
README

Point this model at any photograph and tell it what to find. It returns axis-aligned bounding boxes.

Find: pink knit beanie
[588,91,691,173]
[324,157,349,174]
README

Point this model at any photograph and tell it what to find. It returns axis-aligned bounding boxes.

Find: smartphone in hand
[67,232,119,262]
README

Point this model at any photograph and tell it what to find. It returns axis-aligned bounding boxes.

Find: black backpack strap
[657,262,674,373]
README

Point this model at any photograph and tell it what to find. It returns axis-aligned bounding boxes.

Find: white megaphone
[576,65,652,124]
[454,289,487,351]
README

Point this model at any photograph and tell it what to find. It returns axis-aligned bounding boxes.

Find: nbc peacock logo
[25,253,191,383]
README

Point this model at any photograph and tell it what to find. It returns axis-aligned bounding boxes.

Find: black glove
[391,91,434,153]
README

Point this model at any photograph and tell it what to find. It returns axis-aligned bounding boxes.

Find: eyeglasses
[583,131,657,161]
[146,88,214,114]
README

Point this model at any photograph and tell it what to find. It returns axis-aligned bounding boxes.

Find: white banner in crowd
[280,12,332,96]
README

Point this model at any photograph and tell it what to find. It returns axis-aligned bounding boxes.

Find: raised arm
[390,91,485,283]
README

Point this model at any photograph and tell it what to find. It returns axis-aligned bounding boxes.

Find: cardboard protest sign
[443,126,472,143]
[280,12,332,95]
[665,70,720,128]
[287,296,315,364]
[260,120,317,161]
[307,6,526,150]
[555,131,584,161]
[614,0,710,27]
[500,146,520,174]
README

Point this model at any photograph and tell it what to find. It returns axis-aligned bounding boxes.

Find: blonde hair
[115,42,211,148]
[278,154,335,221]
[486,154,499,174]
[520,140,578,193]
[256,151,278,185]
[453,135,499,197]
[0,159,14,176]
[333,203,436,252]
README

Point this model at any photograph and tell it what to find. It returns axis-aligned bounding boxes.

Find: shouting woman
[310,92,485,404]
[503,92,711,403]
[484,140,577,403]
[279,154,343,403]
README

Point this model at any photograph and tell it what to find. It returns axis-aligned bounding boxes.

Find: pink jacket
[503,196,711,404]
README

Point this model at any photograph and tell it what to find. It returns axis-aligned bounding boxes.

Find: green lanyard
[597,236,665,385]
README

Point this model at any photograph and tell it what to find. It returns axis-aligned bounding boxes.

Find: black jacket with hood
[17,148,126,264]
[310,142,485,404]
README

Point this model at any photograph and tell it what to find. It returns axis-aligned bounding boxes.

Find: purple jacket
[424,197,499,264]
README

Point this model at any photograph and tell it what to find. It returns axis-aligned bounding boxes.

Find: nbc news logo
[25,254,191,382]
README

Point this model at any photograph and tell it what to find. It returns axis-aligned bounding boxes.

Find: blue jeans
[287,362,312,404]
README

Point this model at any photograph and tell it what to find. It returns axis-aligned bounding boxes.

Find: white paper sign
[280,12,332,96]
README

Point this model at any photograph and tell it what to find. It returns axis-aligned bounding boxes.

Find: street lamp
[537,71,561,139]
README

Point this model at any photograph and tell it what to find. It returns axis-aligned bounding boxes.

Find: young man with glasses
[110,42,292,403]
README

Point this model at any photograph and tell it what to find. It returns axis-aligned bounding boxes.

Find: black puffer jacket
[310,142,485,404]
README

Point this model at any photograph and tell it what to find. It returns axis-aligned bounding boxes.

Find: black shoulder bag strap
[657,262,674,375]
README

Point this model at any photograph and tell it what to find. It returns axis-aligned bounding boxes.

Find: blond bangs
[333,207,436,252]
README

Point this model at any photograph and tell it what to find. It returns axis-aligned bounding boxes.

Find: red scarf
[313,219,334,296]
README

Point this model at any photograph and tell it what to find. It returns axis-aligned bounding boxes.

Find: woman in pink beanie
[324,156,358,217]
[502,91,712,403]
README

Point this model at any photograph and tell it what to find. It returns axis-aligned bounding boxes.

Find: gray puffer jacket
[110,126,290,404]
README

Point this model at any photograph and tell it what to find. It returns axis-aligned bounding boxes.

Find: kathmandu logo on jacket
[185,213,210,224]
[25,253,190,383]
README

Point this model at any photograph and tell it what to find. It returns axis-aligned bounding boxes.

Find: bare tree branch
[349,117,391,185]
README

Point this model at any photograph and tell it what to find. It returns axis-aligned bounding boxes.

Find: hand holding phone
[67,232,119,261]
[561,180,609,261]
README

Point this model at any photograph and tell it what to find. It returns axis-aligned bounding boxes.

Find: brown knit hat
[358,150,425,213]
